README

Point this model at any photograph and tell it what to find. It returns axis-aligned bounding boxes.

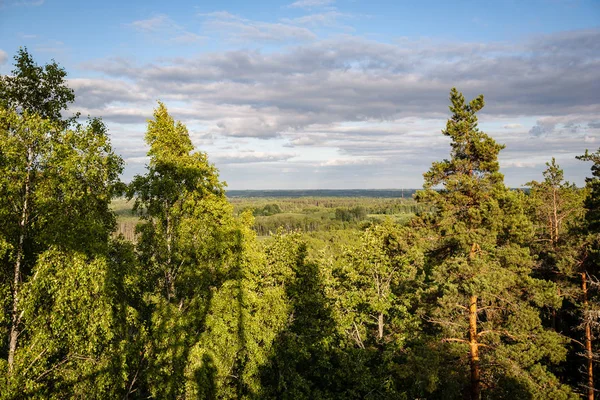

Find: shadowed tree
[526,159,594,396]
[128,102,244,398]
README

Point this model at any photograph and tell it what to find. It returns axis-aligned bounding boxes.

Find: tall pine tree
[417,88,574,399]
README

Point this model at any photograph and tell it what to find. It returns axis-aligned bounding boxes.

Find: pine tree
[576,148,600,400]
[417,88,575,399]
[526,159,593,395]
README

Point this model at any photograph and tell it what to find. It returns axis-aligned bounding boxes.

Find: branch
[35,355,71,382]
[442,338,468,344]
[23,348,48,374]
[352,322,365,349]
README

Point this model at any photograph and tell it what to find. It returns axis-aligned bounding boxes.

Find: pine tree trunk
[582,272,594,400]
[8,146,33,373]
[469,294,481,400]
[552,187,559,246]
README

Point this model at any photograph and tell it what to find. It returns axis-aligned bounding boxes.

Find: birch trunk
[8,145,34,373]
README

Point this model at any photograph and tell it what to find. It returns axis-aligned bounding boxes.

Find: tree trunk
[8,146,33,374]
[165,206,175,301]
[582,272,594,400]
[378,313,384,340]
[552,187,559,246]
[469,294,481,400]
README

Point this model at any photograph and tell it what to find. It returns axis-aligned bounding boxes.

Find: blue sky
[1,0,599,189]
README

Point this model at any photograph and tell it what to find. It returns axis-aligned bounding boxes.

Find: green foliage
[0,50,124,397]
[578,148,600,235]
[126,102,237,398]
[0,48,75,121]
[333,220,423,347]
[526,158,587,253]
[416,88,572,398]
[0,247,140,399]
[0,109,123,254]
[334,206,367,222]
[251,203,282,216]
[259,232,343,399]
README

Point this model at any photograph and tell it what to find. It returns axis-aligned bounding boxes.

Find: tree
[323,220,426,398]
[526,158,586,250]
[416,88,574,399]
[0,108,123,380]
[0,241,141,399]
[578,149,600,234]
[576,148,600,400]
[334,220,423,345]
[128,102,243,397]
[186,223,294,399]
[259,232,341,400]
[525,159,593,396]
[0,48,75,122]
[129,102,225,302]
[0,50,122,388]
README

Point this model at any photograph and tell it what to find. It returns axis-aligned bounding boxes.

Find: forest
[0,49,599,400]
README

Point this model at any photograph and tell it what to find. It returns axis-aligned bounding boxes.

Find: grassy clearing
[111,196,423,242]
[111,198,138,241]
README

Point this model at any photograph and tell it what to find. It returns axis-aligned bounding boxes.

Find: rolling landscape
[1,1,599,399]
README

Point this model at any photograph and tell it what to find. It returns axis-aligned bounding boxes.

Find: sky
[0,0,599,189]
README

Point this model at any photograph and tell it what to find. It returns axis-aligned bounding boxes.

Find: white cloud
[502,160,538,168]
[125,156,150,164]
[201,13,317,42]
[321,157,385,166]
[172,32,206,44]
[215,151,297,164]
[288,0,335,9]
[126,15,204,45]
[14,0,44,6]
[0,49,7,65]
[127,15,173,32]
[286,135,323,147]
[281,11,354,30]
[75,28,600,187]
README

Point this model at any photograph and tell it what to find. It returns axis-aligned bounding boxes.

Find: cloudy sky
[0,0,599,189]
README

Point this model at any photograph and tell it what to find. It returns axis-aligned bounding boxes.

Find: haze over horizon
[1,0,598,189]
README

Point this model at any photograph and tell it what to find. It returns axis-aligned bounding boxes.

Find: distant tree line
[1,49,599,400]
[334,206,367,222]
[251,204,283,217]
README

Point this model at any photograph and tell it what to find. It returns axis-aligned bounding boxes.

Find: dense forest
[1,49,599,400]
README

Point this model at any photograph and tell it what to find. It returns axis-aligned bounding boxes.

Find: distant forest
[226,189,420,198]
[1,49,599,400]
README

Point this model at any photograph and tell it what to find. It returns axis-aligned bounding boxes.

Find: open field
[111,198,138,241]
[112,192,430,242]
